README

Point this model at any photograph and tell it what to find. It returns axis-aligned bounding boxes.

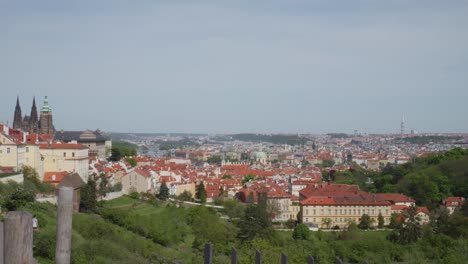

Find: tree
[206,155,221,164]
[387,206,422,244]
[158,181,169,201]
[4,187,35,211]
[237,199,273,241]
[389,214,399,229]
[292,224,310,240]
[222,174,232,179]
[322,218,332,229]
[358,214,372,229]
[241,174,255,185]
[321,159,335,168]
[196,181,207,204]
[125,158,137,167]
[177,190,193,202]
[80,178,97,212]
[378,212,385,228]
[98,173,109,198]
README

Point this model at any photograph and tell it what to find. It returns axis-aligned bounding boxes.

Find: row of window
[305,207,389,216]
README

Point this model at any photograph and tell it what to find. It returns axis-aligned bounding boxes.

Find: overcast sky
[1,0,467,134]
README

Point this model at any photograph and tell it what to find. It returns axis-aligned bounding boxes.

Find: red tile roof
[43,171,69,184]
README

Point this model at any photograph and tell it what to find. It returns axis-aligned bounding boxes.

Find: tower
[400,115,405,137]
[13,96,23,129]
[39,96,55,135]
[29,97,39,133]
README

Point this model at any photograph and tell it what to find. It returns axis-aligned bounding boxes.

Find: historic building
[12,96,55,135]
[54,130,112,159]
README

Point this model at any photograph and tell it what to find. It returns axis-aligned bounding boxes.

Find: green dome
[41,96,52,112]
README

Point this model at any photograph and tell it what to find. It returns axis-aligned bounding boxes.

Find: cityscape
[1,1,468,263]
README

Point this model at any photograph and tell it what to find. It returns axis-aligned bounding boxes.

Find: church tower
[29,97,39,133]
[39,96,55,135]
[13,96,23,130]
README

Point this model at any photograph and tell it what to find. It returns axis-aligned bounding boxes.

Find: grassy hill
[16,194,468,264]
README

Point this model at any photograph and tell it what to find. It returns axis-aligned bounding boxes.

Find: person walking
[32,215,39,231]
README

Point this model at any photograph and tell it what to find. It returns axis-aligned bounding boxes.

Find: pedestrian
[33,215,39,231]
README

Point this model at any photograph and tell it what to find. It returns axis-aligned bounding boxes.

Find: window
[63,152,66,157]
[53,159,55,163]
[72,152,75,157]
[26,147,29,153]
[7,148,10,154]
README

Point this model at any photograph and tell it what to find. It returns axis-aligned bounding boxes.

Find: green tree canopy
[196,181,207,204]
[292,224,311,240]
[158,181,169,201]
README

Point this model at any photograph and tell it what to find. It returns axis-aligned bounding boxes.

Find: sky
[1,0,467,134]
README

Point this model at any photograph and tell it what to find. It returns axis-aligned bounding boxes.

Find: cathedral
[13,96,55,135]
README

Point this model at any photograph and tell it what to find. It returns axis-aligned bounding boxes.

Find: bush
[292,224,310,240]
[3,187,35,211]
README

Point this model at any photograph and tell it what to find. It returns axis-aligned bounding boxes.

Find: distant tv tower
[401,115,405,136]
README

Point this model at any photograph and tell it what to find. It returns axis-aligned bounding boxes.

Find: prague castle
[13,96,55,135]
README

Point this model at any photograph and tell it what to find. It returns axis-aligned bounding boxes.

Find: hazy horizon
[2,1,468,134]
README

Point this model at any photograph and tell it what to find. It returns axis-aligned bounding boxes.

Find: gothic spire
[13,96,22,129]
[29,96,39,133]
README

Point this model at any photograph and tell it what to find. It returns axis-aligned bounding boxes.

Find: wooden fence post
[231,247,238,264]
[3,211,33,264]
[307,256,315,264]
[281,252,288,264]
[336,256,344,264]
[255,249,262,264]
[0,221,4,264]
[204,243,213,264]
[55,187,74,264]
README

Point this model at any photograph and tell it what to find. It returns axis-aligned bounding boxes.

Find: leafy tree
[125,158,137,167]
[358,214,372,229]
[387,206,422,244]
[222,174,232,179]
[378,212,385,228]
[322,218,332,229]
[80,178,98,212]
[237,198,273,241]
[206,155,221,164]
[196,181,207,204]
[177,190,193,201]
[285,219,296,229]
[340,222,359,240]
[98,173,109,198]
[3,187,35,211]
[292,224,311,240]
[321,159,335,168]
[158,181,169,201]
[389,213,399,229]
[241,174,255,185]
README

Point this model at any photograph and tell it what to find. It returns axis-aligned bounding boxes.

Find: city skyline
[2,1,468,134]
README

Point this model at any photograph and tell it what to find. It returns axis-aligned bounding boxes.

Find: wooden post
[336,256,344,264]
[231,247,238,264]
[281,252,288,264]
[307,256,315,264]
[55,187,74,264]
[0,221,4,264]
[204,243,213,264]
[255,249,262,264]
[3,211,33,264]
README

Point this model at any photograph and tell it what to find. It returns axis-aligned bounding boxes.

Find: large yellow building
[299,184,392,229]
[39,143,89,181]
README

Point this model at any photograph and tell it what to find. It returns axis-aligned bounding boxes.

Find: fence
[0,187,73,264]
[203,243,369,264]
